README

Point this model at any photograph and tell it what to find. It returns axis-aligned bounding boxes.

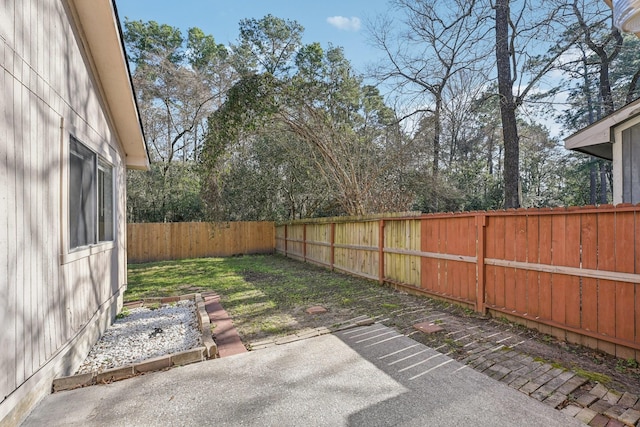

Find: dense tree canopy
[124,1,638,223]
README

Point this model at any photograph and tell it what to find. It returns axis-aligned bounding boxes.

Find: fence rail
[276,206,640,361]
[127,221,274,263]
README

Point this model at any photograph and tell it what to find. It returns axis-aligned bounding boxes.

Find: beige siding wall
[0,1,128,423]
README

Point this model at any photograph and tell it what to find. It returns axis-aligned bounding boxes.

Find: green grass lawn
[126,254,435,343]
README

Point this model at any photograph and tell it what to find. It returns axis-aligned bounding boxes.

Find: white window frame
[61,132,116,264]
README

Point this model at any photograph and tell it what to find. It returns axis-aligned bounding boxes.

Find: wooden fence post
[476,214,487,314]
[330,222,335,271]
[379,219,385,284]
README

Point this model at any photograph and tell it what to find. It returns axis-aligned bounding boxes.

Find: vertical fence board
[486,216,499,307]
[581,213,598,336]
[444,217,455,297]
[526,215,540,318]
[504,215,517,311]
[551,214,567,325]
[538,215,553,321]
[485,216,496,307]
[565,214,582,329]
[434,218,444,294]
[412,219,422,287]
[494,216,506,308]
[466,217,476,302]
[514,215,528,314]
[421,218,439,293]
[597,212,617,339]
[615,212,635,343]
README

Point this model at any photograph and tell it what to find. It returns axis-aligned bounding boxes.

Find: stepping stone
[413,322,444,334]
[306,306,327,314]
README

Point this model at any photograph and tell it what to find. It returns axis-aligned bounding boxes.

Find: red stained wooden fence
[276,205,640,360]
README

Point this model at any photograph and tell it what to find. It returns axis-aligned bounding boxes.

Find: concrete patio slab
[22,324,583,427]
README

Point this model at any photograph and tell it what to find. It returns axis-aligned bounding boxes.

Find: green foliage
[116,307,130,319]
[123,20,184,65]
[573,367,611,384]
[201,20,414,219]
[186,27,227,72]
[234,14,304,76]
[127,162,205,223]
[124,20,232,223]
[125,5,640,223]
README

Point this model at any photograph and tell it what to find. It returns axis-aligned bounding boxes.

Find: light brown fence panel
[306,223,332,267]
[275,224,286,253]
[334,221,379,280]
[286,224,305,261]
[127,222,275,263]
[384,219,421,287]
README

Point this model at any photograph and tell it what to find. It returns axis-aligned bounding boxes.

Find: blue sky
[114,0,393,74]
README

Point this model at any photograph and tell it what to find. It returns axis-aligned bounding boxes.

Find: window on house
[69,137,114,250]
[98,159,114,242]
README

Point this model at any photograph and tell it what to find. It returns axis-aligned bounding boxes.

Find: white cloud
[327,16,361,31]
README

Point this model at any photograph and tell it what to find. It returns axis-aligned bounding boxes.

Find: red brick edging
[202,292,248,357]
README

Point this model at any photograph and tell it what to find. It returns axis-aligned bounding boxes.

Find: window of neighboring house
[622,124,640,204]
[69,137,114,250]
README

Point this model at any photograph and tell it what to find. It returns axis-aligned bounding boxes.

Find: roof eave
[65,0,149,170]
[564,97,640,160]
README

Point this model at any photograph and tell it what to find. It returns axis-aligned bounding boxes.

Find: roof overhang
[564,97,640,161]
[603,0,640,37]
[65,0,149,170]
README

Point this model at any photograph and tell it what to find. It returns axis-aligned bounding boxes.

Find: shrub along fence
[127,221,274,263]
[275,206,640,361]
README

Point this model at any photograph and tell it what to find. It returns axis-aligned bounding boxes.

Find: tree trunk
[590,163,597,205]
[599,63,615,115]
[432,95,442,178]
[599,161,607,204]
[495,0,520,209]
[583,51,595,125]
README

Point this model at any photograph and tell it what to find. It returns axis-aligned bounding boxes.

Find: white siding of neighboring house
[0,0,130,424]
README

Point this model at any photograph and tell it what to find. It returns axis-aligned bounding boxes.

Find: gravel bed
[76,300,201,374]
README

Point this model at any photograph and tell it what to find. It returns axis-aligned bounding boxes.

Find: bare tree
[493,0,577,208]
[124,20,232,222]
[570,0,623,115]
[369,0,492,178]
